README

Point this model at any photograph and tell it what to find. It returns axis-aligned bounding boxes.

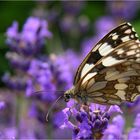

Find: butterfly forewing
[74,22,139,85]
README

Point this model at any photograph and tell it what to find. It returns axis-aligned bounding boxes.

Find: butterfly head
[64,87,75,102]
[64,92,71,102]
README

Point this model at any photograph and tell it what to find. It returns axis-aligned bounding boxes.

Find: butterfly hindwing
[74,22,139,85]
[82,61,140,105]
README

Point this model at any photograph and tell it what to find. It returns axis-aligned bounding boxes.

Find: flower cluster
[102,113,140,140]
[2,73,27,90]
[26,50,80,100]
[3,17,52,90]
[102,115,125,139]
[55,100,122,139]
[6,17,52,55]
[26,59,56,101]
[25,52,80,126]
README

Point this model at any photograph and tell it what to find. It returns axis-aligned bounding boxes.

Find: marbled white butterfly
[64,22,140,105]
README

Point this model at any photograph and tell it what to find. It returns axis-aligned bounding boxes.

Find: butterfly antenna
[46,95,63,122]
[33,90,65,94]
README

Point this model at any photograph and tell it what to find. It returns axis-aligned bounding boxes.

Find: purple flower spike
[2,73,27,90]
[112,115,125,131]
[6,17,52,56]
[128,128,140,140]
[51,54,73,90]
[53,111,67,128]
[6,52,30,70]
[108,105,123,115]
[22,17,52,43]
[6,22,18,39]
[102,115,125,140]
[60,108,76,130]
[102,124,122,140]
[134,113,140,128]
[66,99,77,108]
[77,121,92,139]
[58,103,113,139]
[128,114,140,140]
[3,127,17,139]
[26,59,56,101]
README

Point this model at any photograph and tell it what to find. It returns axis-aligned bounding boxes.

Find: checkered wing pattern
[73,22,140,105]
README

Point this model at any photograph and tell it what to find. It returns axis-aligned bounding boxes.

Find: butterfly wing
[74,22,139,85]
[78,40,140,105]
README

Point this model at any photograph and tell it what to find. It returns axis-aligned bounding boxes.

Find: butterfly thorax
[64,86,87,103]
[64,86,84,102]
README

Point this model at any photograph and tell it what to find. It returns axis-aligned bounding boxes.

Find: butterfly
[64,22,140,105]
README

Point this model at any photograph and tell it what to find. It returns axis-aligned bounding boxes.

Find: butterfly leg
[68,108,72,121]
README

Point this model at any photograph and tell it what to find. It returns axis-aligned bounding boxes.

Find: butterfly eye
[64,94,71,102]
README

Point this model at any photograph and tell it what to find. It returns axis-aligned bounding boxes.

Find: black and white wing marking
[78,40,140,105]
[74,22,139,85]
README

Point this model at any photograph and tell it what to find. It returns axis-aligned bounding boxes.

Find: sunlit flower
[57,99,122,139]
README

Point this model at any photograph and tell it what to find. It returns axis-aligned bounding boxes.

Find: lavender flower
[6,17,52,56]
[64,50,80,73]
[123,96,140,116]
[6,21,18,39]
[128,129,140,140]
[56,99,122,139]
[2,73,27,90]
[26,59,56,101]
[3,17,52,91]
[0,127,17,139]
[6,52,30,71]
[26,51,78,126]
[133,113,140,128]
[50,53,74,90]
[102,115,125,140]
[128,113,140,139]
[26,50,79,101]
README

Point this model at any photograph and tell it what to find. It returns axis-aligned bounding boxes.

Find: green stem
[15,92,27,139]
[15,92,22,139]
